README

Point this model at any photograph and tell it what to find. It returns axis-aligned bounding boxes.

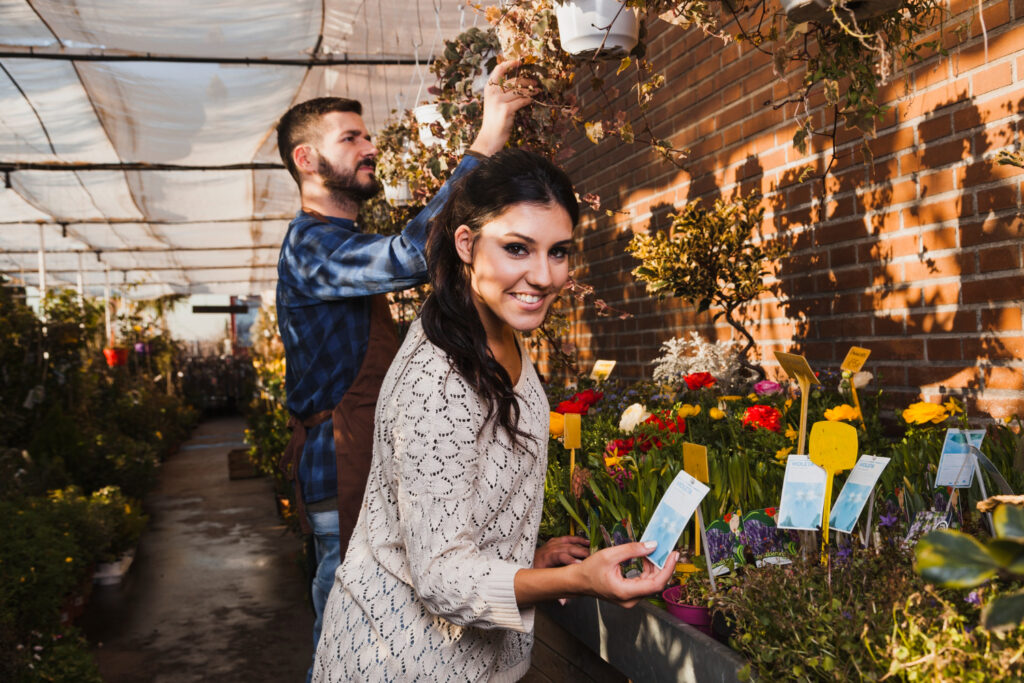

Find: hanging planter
[383,179,413,206]
[413,103,450,147]
[103,347,129,367]
[662,585,712,635]
[555,0,639,58]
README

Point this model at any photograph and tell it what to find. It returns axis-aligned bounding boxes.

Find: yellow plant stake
[840,346,871,429]
[563,413,582,535]
[682,442,716,593]
[808,421,858,565]
[774,351,820,456]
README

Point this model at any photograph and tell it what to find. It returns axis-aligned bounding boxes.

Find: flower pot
[662,585,712,635]
[413,103,449,147]
[383,179,413,206]
[555,0,639,58]
[103,346,129,367]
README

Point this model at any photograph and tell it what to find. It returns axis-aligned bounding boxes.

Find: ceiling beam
[0,49,433,67]
[1,161,284,172]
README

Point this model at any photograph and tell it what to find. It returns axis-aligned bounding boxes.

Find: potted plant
[554,0,640,57]
[663,575,713,634]
[627,191,789,383]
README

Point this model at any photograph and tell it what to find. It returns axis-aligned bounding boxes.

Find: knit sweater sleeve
[390,360,530,633]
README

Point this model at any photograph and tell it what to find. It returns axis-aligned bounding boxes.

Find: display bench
[534,598,747,683]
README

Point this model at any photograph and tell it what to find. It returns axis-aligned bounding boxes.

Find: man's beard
[317,156,381,204]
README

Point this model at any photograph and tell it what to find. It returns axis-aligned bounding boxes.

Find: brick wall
[560,0,1024,419]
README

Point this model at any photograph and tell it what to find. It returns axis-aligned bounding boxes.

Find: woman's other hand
[534,536,590,569]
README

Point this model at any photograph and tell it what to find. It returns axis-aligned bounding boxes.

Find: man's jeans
[307,509,341,683]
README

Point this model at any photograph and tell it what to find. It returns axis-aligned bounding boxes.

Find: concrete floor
[83,417,314,683]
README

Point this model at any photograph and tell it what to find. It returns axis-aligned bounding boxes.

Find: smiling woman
[312,149,677,682]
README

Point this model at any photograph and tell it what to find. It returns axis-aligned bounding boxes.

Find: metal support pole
[76,252,85,312]
[37,225,46,304]
[104,267,112,345]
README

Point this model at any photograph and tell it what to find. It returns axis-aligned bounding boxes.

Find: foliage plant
[627,191,788,380]
[916,503,1024,632]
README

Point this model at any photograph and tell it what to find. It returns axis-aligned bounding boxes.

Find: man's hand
[534,535,590,569]
[468,58,536,157]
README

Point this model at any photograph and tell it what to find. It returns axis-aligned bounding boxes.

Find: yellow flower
[709,407,725,420]
[775,446,793,461]
[65,557,73,563]
[604,455,623,468]
[549,412,564,437]
[824,404,861,422]
[720,395,743,402]
[155,430,162,440]
[747,393,758,401]
[677,404,701,418]
[784,399,793,411]
[124,504,132,515]
[785,425,798,442]
[902,401,949,425]
[943,397,963,415]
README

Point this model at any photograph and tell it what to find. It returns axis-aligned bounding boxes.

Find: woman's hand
[469,58,537,157]
[577,542,678,608]
[534,536,590,569]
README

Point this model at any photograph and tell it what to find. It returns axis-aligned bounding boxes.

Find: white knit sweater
[313,319,548,683]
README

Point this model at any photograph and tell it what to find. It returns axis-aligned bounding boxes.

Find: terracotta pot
[103,347,129,367]
[662,585,712,635]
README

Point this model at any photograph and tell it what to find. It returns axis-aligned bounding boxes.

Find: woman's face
[455,201,573,340]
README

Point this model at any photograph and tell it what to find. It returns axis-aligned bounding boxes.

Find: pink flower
[754,380,782,396]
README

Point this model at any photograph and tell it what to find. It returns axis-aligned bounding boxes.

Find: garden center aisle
[82,417,312,682]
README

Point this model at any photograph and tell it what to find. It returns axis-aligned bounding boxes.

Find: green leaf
[915,530,1000,588]
[986,539,1024,574]
[994,504,1024,541]
[982,590,1024,632]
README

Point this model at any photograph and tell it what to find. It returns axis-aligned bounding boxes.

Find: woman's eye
[504,243,528,256]
[550,246,569,260]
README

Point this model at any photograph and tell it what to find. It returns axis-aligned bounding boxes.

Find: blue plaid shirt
[276,155,480,505]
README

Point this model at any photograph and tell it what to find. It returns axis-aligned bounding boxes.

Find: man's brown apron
[280,294,400,556]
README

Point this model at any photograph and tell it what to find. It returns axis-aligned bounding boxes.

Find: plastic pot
[555,0,639,58]
[662,585,712,635]
[103,347,129,367]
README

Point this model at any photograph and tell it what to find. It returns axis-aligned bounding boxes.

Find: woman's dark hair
[420,148,579,446]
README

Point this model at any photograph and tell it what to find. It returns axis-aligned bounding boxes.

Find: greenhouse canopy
[1,0,484,299]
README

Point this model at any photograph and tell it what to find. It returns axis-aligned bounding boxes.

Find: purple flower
[879,513,899,528]
[966,590,982,606]
[754,380,783,396]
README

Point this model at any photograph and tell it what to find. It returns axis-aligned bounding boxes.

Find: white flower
[852,371,873,389]
[619,403,651,433]
[651,332,744,391]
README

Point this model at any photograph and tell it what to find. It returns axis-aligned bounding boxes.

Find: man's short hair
[276,97,363,184]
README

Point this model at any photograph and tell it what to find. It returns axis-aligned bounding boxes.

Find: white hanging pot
[555,0,639,58]
[780,0,830,22]
[471,49,497,96]
[413,103,449,147]
[383,179,412,207]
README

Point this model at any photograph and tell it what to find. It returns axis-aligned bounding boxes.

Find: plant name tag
[589,359,616,381]
[935,429,986,488]
[777,455,828,530]
[562,412,582,450]
[840,346,871,373]
[774,351,819,386]
[829,455,889,533]
[639,469,710,569]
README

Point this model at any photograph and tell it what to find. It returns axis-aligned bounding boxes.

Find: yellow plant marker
[809,421,858,564]
[774,351,819,455]
[840,347,871,429]
[563,413,582,535]
[681,442,716,591]
[590,360,616,382]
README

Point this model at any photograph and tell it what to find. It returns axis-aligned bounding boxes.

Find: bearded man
[273,60,532,682]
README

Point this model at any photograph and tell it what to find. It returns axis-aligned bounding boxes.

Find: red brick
[904,254,973,281]
[960,215,1024,247]
[817,315,872,339]
[981,306,1022,331]
[926,337,964,361]
[907,366,977,388]
[965,270,1024,303]
[972,1,1012,36]
[920,169,956,198]
[909,310,978,334]
[920,226,959,252]
[973,63,1013,97]
[870,339,926,360]
[916,196,964,227]
[899,79,969,120]
[917,281,961,307]
[978,245,1022,272]
[963,335,1024,360]
[874,313,907,336]
[918,113,952,142]
[976,184,1020,213]
[985,366,1024,391]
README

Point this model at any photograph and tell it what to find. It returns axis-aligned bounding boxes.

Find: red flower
[724,512,733,522]
[742,405,782,433]
[557,400,589,414]
[766,507,777,517]
[557,389,604,415]
[642,412,687,434]
[683,372,717,391]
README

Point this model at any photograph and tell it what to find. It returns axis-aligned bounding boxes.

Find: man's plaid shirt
[276,155,480,505]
